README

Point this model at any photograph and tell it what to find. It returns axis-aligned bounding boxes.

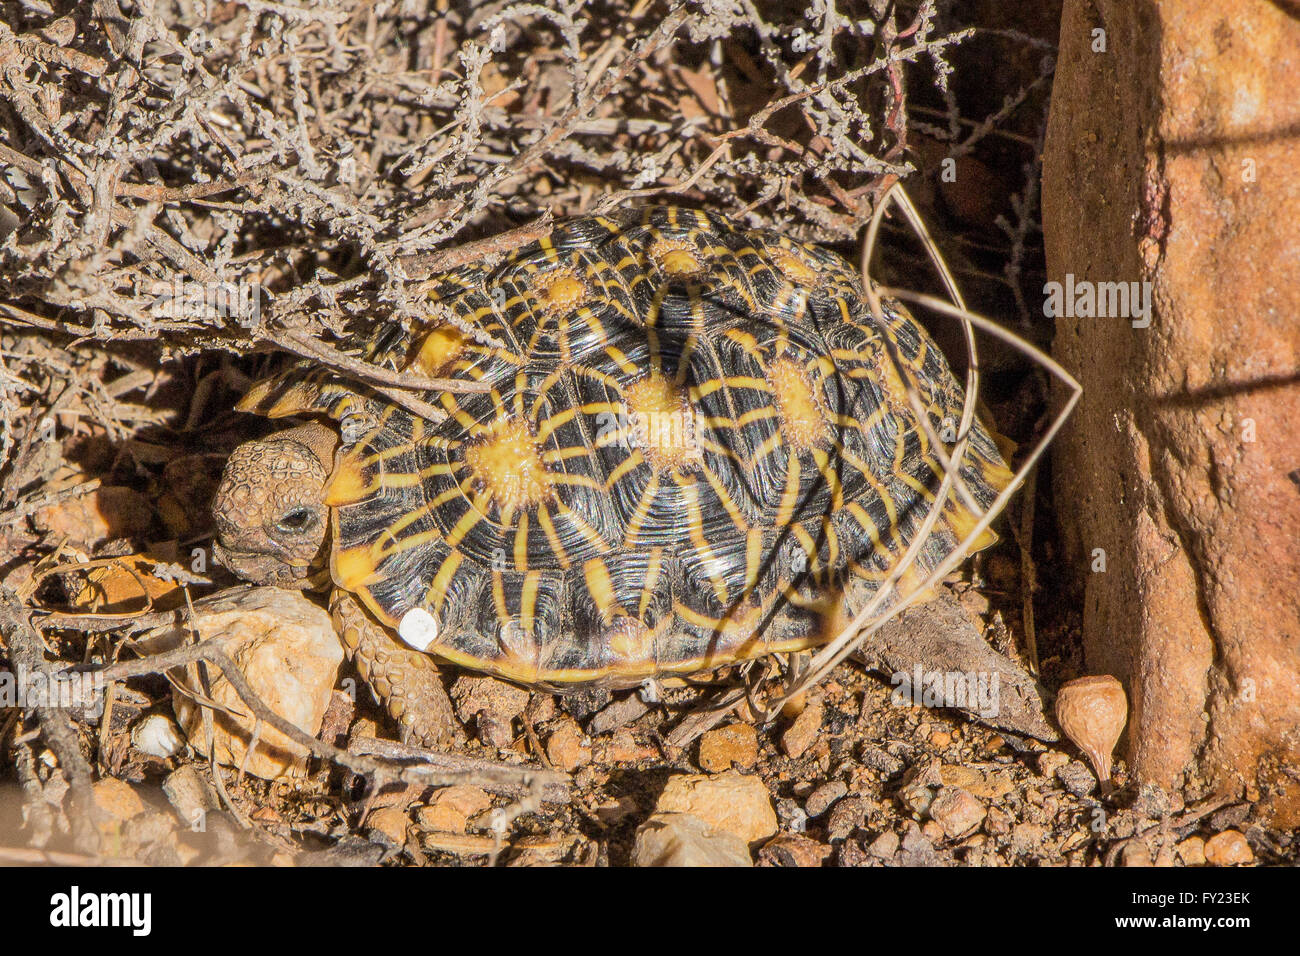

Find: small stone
[775,797,808,833]
[921,820,946,842]
[92,777,146,829]
[161,765,219,829]
[805,780,848,818]
[1056,759,1098,797]
[697,723,759,772]
[1121,840,1153,867]
[417,786,492,834]
[927,786,986,839]
[758,833,831,867]
[1010,822,1047,855]
[633,813,752,867]
[367,807,410,846]
[544,717,592,772]
[984,807,1012,836]
[867,829,900,860]
[938,764,1015,799]
[897,821,940,866]
[837,838,870,866]
[860,745,904,776]
[654,772,777,846]
[451,676,529,747]
[1037,750,1070,777]
[34,485,154,549]
[825,795,867,842]
[780,700,824,759]
[607,727,655,763]
[168,589,343,779]
[899,782,934,817]
[929,730,952,748]
[1175,835,1207,866]
[1204,830,1254,866]
[122,810,176,854]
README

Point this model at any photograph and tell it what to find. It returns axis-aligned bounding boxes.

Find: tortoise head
[211,422,338,589]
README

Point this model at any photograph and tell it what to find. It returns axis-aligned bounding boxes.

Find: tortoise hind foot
[330,590,462,749]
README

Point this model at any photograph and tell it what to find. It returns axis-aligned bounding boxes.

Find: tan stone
[633,813,752,867]
[698,722,759,771]
[780,700,824,759]
[92,777,146,827]
[654,772,778,846]
[544,717,592,772]
[1204,830,1254,866]
[1043,0,1300,822]
[417,786,493,834]
[167,589,343,779]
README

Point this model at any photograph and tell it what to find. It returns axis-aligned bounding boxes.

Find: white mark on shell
[398,607,440,652]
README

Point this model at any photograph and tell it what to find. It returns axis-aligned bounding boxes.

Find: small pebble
[804,780,848,818]
[899,782,934,817]
[1055,759,1098,797]
[654,772,777,846]
[544,717,592,772]
[1121,840,1153,867]
[633,813,752,867]
[1204,829,1254,865]
[132,714,187,759]
[927,786,986,839]
[825,796,867,842]
[780,700,824,759]
[867,829,900,860]
[1176,835,1207,866]
[757,833,831,867]
[697,723,759,772]
[417,786,492,834]
[1036,751,1070,778]
[367,807,410,847]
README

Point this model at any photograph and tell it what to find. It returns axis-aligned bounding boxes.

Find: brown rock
[1203,830,1254,866]
[367,807,410,846]
[867,829,899,860]
[92,777,146,828]
[654,772,778,846]
[1043,0,1300,824]
[451,676,529,748]
[697,722,759,771]
[780,700,824,759]
[805,780,848,818]
[167,589,343,779]
[34,486,154,548]
[607,727,656,763]
[633,813,752,867]
[758,833,831,867]
[927,786,986,839]
[544,717,592,772]
[417,786,493,834]
[1176,835,1207,866]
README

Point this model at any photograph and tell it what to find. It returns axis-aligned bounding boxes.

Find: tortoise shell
[239,206,1012,688]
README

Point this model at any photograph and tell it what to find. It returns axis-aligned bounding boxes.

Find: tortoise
[211,205,1013,748]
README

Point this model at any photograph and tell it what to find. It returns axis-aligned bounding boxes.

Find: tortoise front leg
[330,589,460,749]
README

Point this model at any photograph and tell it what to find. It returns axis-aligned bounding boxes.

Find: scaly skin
[212,423,460,749]
[330,588,458,748]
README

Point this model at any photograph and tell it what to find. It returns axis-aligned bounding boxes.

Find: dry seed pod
[1054,675,1127,785]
